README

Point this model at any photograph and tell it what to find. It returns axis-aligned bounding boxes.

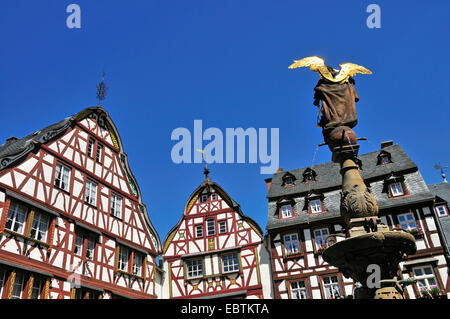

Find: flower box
[407,227,423,238]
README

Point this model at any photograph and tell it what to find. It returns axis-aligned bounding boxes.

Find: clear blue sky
[0,1,449,244]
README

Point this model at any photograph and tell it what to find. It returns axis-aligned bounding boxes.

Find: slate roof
[428,182,450,252]
[266,144,434,230]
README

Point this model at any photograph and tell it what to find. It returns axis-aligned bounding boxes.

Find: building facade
[428,182,450,256]
[0,107,162,299]
[161,170,272,299]
[265,142,450,299]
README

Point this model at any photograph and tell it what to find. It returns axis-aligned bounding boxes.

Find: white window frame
[110,193,122,218]
[390,182,404,197]
[186,259,203,279]
[11,272,25,299]
[74,234,83,256]
[284,233,300,255]
[206,219,216,236]
[280,205,293,219]
[132,253,143,276]
[398,212,417,230]
[200,194,208,203]
[211,193,217,201]
[218,220,227,234]
[435,205,448,217]
[195,225,203,238]
[309,199,323,214]
[88,138,95,158]
[284,177,294,185]
[86,238,95,261]
[322,275,342,299]
[290,280,308,299]
[313,228,330,250]
[30,211,50,242]
[0,269,6,297]
[5,202,27,234]
[221,253,240,274]
[85,180,97,206]
[96,144,103,163]
[118,246,129,272]
[413,265,439,291]
[30,277,44,299]
[55,162,71,191]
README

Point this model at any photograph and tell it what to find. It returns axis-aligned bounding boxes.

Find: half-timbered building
[161,169,272,299]
[0,106,162,299]
[265,141,450,299]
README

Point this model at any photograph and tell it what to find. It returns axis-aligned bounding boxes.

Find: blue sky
[0,1,449,244]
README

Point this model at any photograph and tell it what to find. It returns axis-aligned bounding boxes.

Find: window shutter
[7,270,16,299]
[44,279,50,299]
[26,275,34,299]
[0,199,11,235]
[143,256,147,279]
[26,210,35,237]
[47,218,57,252]
[115,246,120,270]
[70,287,76,299]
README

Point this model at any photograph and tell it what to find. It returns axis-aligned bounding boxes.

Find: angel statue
[288,56,372,142]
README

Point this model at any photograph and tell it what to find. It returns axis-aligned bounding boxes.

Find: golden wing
[334,63,372,83]
[288,56,335,81]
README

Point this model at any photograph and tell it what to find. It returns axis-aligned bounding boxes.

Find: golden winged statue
[288,56,372,83]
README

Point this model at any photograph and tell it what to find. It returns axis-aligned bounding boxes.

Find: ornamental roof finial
[96,71,108,107]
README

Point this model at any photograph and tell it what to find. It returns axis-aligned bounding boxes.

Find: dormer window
[309,199,324,214]
[200,194,208,203]
[281,205,293,219]
[435,205,449,217]
[390,182,404,197]
[377,151,392,165]
[282,173,296,187]
[302,168,317,183]
[384,173,408,198]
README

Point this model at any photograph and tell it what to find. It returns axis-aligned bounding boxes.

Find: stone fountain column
[322,126,417,299]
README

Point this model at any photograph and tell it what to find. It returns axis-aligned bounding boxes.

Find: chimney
[277,168,284,172]
[381,140,393,149]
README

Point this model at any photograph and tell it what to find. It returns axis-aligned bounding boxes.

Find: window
[390,182,404,197]
[218,220,227,234]
[96,144,103,163]
[435,205,448,217]
[0,269,6,297]
[30,277,44,299]
[206,219,215,236]
[5,201,51,243]
[211,193,217,200]
[85,180,97,206]
[309,199,323,214]
[200,194,208,203]
[284,177,294,185]
[222,253,240,273]
[110,194,122,218]
[30,212,50,242]
[132,253,143,276]
[74,235,83,256]
[74,231,96,261]
[398,213,417,230]
[87,138,94,158]
[55,162,71,191]
[313,228,330,250]
[302,168,316,183]
[5,202,27,234]
[116,246,144,277]
[380,154,390,164]
[290,280,308,299]
[118,247,130,272]
[73,287,101,299]
[284,233,301,255]
[186,259,203,279]
[413,265,438,291]
[11,272,25,299]
[280,205,293,219]
[195,225,203,238]
[322,275,342,299]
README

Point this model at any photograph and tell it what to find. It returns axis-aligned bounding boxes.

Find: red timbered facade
[161,170,271,299]
[0,106,161,299]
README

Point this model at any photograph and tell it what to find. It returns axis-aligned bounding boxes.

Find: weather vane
[196,149,210,178]
[96,71,108,107]
[434,162,448,183]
